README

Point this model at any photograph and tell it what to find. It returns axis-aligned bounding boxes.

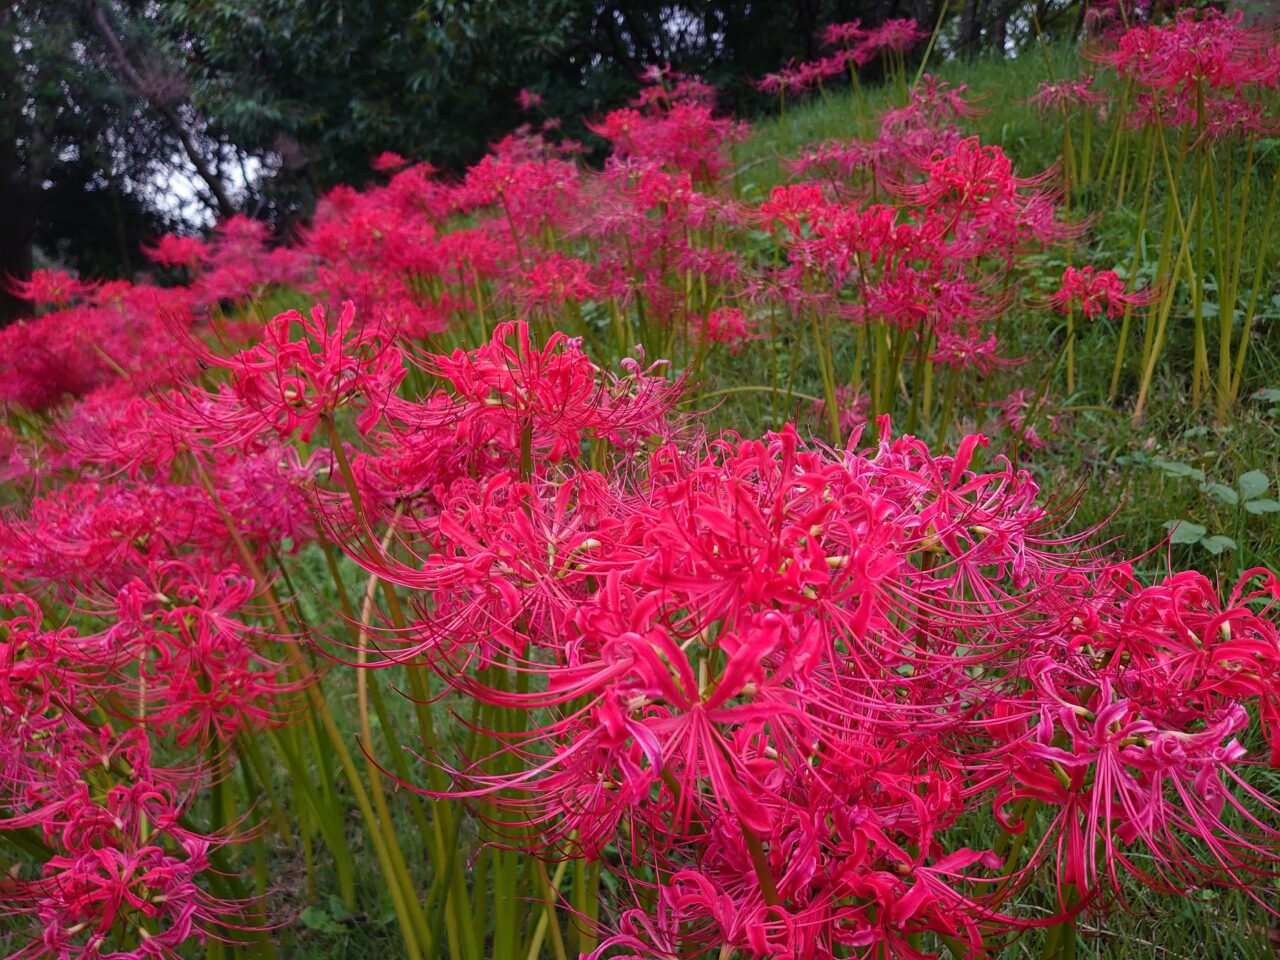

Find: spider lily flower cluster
[3,301,1280,958]
[0,7,1279,959]
[0,584,277,958]
[327,323,1280,958]
[1086,8,1280,420]
[755,19,930,106]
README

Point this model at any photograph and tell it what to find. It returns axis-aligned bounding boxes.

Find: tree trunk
[992,0,1019,57]
[0,181,35,324]
[0,6,35,324]
[960,0,982,55]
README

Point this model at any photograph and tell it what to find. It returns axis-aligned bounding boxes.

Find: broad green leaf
[327,895,355,922]
[1202,483,1238,506]
[1245,498,1280,514]
[1238,470,1270,501]
[300,906,348,935]
[1154,461,1205,482]
[1199,535,1237,555]
[1165,520,1206,544]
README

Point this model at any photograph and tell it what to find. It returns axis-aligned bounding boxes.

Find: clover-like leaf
[1238,470,1270,502]
[1154,460,1205,482]
[1165,520,1207,544]
[1245,498,1280,515]
[1202,482,1238,506]
[300,906,348,935]
[1200,535,1237,555]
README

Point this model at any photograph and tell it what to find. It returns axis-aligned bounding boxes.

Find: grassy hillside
[729,48,1280,585]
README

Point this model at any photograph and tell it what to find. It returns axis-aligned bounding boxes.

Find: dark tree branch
[84,0,235,218]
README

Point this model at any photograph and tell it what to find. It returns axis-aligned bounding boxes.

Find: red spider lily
[400,320,684,466]
[1097,9,1273,94]
[821,19,865,48]
[854,18,930,66]
[0,594,260,959]
[371,150,410,172]
[0,480,229,594]
[203,300,405,444]
[143,233,209,270]
[1094,9,1277,135]
[0,282,197,410]
[588,75,746,182]
[1049,266,1157,319]
[5,269,96,309]
[1027,74,1107,114]
[993,388,1066,450]
[753,52,855,98]
[808,383,869,441]
[757,183,827,235]
[909,74,988,120]
[763,132,1073,384]
[895,138,1057,218]
[50,385,188,480]
[519,253,599,309]
[457,134,581,234]
[1,781,254,960]
[73,559,307,748]
[332,418,1133,956]
[330,322,681,522]
[696,306,761,352]
[996,650,1280,908]
[752,66,802,97]
[211,441,329,549]
[0,423,39,485]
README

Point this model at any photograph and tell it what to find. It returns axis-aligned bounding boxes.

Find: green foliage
[6,0,1089,289]
[0,2,183,312]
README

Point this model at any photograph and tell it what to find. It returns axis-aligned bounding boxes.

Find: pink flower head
[899,138,1048,211]
[519,253,599,309]
[211,300,406,444]
[757,183,827,234]
[855,17,930,64]
[5,268,95,309]
[1099,9,1272,93]
[516,88,544,111]
[588,82,746,182]
[912,74,988,120]
[371,150,410,172]
[697,306,761,353]
[995,388,1066,450]
[1050,265,1156,319]
[2,780,253,959]
[1028,73,1107,114]
[413,320,682,463]
[106,559,304,747]
[808,383,869,439]
[143,233,209,270]
[821,19,865,48]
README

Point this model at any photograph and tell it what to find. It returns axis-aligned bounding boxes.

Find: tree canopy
[2,0,1092,321]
